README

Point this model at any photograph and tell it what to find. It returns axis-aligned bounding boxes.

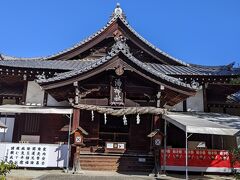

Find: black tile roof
[0,59,95,70]
[147,63,240,76]
[36,48,195,91]
[227,91,240,103]
[0,9,237,70]
[1,58,239,76]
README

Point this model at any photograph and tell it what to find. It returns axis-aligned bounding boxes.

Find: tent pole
[211,135,214,149]
[164,119,167,173]
[221,136,224,149]
[185,131,188,180]
[66,113,72,173]
[3,114,7,142]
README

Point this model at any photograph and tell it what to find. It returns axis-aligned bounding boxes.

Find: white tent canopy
[0,104,73,172]
[162,111,240,178]
[163,111,240,136]
[0,105,73,115]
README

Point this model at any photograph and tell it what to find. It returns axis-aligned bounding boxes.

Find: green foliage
[230,77,240,85]
[231,147,240,179]
[0,161,16,180]
[231,147,240,164]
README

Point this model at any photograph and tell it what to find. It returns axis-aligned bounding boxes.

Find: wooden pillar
[22,80,28,105]
[153,114,161,130]
[152,85,165,176]
[202,83,209,112]
[72,108,81,173]
[73,81,79,105]
[154,85,165,129]
[43,92,48,106]
[72,108,80,130]
[73,146,82,173]
[183,100,187,112]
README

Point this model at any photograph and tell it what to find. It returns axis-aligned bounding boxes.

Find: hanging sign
[74,131,84,145]
[110,78,125,106]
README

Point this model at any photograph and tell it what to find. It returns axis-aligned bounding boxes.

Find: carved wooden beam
[79,87,101,99]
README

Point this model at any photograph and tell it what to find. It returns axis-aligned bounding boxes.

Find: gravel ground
[6,169,235,180]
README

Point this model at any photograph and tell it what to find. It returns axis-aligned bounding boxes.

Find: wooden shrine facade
[0,4,240,171]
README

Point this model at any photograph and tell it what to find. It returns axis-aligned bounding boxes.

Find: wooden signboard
[148,129,163,148]
[110,77,125,106]
[71,126,88,146]
[74,131,83,145]
[105,142,126,153]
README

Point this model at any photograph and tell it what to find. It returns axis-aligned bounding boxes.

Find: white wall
[47,94,70,107]
[167,89,204,112]
[0,117,15,142]
[170,101,183,111]
[26,81,44,105]
[187,89,204,111]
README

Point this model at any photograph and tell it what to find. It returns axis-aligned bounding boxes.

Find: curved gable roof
[37,40,197,96]
[0,4,237,71]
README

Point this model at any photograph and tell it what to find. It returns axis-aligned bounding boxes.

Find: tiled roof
[37,47,195,91]
[0,53,44,61]
[0,58,239,76]
[147,63,240,76]
[0,59,95,70]
[227,91,240,103]
[0,6,237,71]
[116,16,189,66]
[1,58,239,76]
[44,14,190,66]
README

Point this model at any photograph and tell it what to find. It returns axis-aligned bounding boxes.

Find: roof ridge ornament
[108,35,130,56]
[111,3,126,19]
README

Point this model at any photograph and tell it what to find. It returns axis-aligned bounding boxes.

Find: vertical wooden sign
[110,77,125,106]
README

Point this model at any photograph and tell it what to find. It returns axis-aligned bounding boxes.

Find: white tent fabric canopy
[162,111,240,178]
[163,111,240,136]
[0,105,73,114]
[0,104,73,172]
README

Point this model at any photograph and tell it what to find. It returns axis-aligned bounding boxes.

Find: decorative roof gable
[37,37,197,97]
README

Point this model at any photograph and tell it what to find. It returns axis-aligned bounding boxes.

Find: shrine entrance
[99,115,130,148]
[98,113,152,153]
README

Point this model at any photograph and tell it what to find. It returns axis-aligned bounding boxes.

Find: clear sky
[0,0,239,66]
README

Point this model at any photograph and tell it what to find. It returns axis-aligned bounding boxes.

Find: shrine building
[0,4,240,173]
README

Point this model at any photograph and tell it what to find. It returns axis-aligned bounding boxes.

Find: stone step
[79,155,154,172]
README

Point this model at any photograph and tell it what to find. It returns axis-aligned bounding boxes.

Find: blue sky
[0,0,239,66]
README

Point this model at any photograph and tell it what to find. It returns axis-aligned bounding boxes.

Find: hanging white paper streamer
[136,113,140,124]
[123,115,127,125]
[91,110,94,121]
[104,113,107,124]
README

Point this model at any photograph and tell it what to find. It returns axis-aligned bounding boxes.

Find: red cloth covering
[160,148,237,168]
